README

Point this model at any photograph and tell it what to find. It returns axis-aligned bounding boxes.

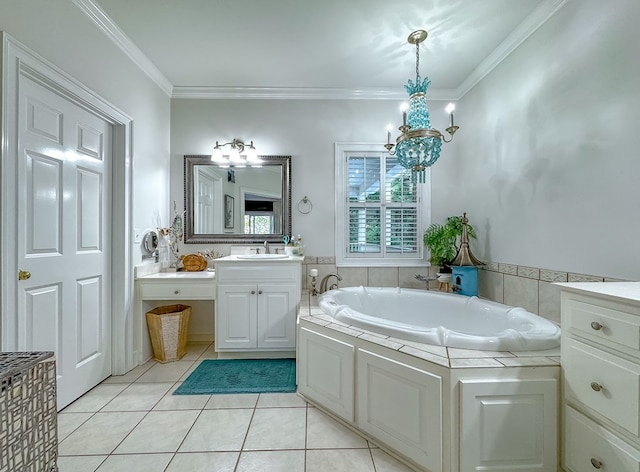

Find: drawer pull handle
[251,290,256,295]
[174,290,180,295]
[590,458,603,469]
[590,321,603,331]
[590,382,603,392]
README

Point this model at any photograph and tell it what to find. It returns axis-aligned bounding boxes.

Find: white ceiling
[85,0,566,99]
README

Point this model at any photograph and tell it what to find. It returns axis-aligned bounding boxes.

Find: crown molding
[73,0,565,102]
[455,0,568,98]
[72,0,173,97]
[171,86,460,101]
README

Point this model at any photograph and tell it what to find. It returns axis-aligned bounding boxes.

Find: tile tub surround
[479,262,630,326]
[301,254,631,327]
[57,343,415,472]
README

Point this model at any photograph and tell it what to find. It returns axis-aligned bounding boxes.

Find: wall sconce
[211,138,260,167]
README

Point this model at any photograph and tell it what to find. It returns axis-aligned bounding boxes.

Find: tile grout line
[233,393,260,471]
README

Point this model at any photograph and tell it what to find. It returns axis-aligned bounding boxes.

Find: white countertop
[136,270,215,280]
[556,281,640,303]
[215,255,304,262]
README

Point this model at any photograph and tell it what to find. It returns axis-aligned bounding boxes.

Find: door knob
[18,270,31,280]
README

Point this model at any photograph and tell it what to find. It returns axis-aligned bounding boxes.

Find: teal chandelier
[385,30,459,183]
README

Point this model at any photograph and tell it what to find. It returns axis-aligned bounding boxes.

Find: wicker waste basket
[146,304,191,363]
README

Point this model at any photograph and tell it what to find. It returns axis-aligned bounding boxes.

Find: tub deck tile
[300,315,330,327]
[511,347,561,357]
[328,323,364,338]
[449,358,504,368]
[497,356,560,367]
[399,346,450,368]
[389,338,448,358]
[358,333,404,351]
[447,348,515,359]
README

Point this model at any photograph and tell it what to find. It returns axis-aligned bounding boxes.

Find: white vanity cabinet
[560,282,640,472]
[214,256,302,353]
[135,270,216,364]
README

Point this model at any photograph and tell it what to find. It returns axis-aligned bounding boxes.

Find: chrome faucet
[263,241,270,254]
[319,273,343,293]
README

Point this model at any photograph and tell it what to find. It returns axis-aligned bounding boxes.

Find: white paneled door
[16,73,112,409]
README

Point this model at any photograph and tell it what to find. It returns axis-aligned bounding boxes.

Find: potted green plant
[423,215,476,272]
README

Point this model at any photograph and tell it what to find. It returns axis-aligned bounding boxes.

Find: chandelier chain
[415,41,420,78]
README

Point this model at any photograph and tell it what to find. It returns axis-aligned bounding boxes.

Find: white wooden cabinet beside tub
[297,316,560,472]
[214,255,302,356]
[559,282,640,472]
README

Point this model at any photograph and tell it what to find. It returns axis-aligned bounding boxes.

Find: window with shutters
[335,143,430,267]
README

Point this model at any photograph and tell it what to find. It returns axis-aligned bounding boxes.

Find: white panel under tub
[459,378,557,472]
[357,348,442,471]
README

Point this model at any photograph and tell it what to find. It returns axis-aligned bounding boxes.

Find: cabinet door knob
[258,290,263,295]
[174,290,180,295]
[590,458,603,469]
[590,321,603,331]
[251,290,256,295]
[590,382,603,392]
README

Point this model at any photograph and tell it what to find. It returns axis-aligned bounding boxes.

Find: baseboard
[188,332,214,344]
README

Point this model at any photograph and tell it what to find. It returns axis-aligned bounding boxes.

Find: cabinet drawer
[216,264,298,283]
[565,298,640,353]
[139,282,215,299]
[565,406,640,472]
[564,339,640,435]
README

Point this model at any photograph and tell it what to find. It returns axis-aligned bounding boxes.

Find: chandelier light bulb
[386,124,394,145]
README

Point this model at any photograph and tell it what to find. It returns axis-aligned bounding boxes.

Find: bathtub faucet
[415,274,437,290]
[319,273,343,293]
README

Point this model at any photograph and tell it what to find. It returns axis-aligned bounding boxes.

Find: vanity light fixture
[384,30,459,183]
[211,139,260,167]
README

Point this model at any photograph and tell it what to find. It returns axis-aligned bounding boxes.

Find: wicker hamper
[146,304,191,363]
[0,352,58,472]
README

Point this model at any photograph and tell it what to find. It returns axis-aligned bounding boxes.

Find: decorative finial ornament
[450,212,483,267]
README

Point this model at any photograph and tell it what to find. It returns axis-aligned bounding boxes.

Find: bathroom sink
[236,254,289,260]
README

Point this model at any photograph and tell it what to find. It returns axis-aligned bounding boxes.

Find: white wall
[170,98,458,257]
[0,0,172,262]
[456,0,640,281]
[0,1,171,369]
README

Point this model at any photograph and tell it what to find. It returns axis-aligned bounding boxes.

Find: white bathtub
[318,286,560,351]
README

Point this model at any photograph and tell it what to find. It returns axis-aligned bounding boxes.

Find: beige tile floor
[57,343,416,472]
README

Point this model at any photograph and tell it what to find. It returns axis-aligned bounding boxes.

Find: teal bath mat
[174,358,296,395]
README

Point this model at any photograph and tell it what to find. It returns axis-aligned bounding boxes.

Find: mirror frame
[183,155,291,244]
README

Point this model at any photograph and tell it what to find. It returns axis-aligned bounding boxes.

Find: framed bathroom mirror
[183,155,291,244]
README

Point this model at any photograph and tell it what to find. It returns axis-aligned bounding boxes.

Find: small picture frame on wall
[224,194,234,229]
[227,169,235,183]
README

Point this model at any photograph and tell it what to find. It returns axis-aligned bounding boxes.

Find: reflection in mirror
[184,155,291,243]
